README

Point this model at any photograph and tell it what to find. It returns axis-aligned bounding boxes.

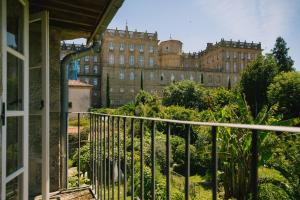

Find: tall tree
[106,73,110,107]
[140,70,144,90]
[227,78,231,90]
[272,37,295,72]
[267,71,300,119]
[240,55,278,117]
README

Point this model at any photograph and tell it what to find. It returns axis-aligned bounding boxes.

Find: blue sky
[68,0,300,70]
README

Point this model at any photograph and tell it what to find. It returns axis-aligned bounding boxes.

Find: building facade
[61,27,262,107]
[61,42,101,107]
[100,28,262,106]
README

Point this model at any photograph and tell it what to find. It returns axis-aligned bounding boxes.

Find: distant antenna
[170,34,172,39]
[125,20,128,31]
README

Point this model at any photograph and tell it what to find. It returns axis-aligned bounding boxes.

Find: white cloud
[193,0,296,51]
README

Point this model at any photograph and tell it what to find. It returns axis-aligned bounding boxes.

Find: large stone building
[61,27,262,107]
[100,27,262,106]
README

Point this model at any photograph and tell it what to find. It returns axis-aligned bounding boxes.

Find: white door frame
[29,11,50,200]
[1,0,29,199]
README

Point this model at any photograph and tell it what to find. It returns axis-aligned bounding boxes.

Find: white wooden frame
[29,11,50,200]
[1,0,29,199]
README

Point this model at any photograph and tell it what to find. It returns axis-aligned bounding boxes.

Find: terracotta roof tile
[68,80,93,87]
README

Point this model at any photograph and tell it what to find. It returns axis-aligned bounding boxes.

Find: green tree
[267,71,300,119]
[140,70,144,90]
[240,55,278,117]
[106,73,110,107]
[272,37,294,72]
[162,80,207,110]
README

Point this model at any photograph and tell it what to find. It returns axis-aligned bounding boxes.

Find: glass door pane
[2,0,28,199]
[7,0,24,53]
[29,19,42,197]
[6,117,23,176]
[6,175,23,200]
[7,53,24,111]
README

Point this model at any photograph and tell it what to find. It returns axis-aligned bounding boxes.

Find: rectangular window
[241,52,244,59]
[226,62,230,72]
[233,63,237,72]
[84,56,89,62]
[241,63,244,70]
[149,45,154,53]
[139,44,144,52]
[120,43,125,51]
[119,70,125,80]
[120,55,125,65]
[226,51,230,58]
[139,56,144,67]
[129,72,135,80]
[149,72,155,80]
[93,65,98,73]
[109,41,114,50]
[93,78,98,86]
[129,44,134,51]
[84,65,89,74]
[109,54,114,65]
[149,57,154,67]
[93,56,98,62]
[248,53,251,59]
[234,52,237,58]
[129,55,135,66]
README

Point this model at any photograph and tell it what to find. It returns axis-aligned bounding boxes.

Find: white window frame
[129,72,135,80]
[129,55,134,66]
[149,57,154,67]
[119,70,125,80]
[139,56,144,67]
[1,0,29,199]
[93,55,98,62]
[29,11,50,199]
[108,54,114,65]
[119,54,125,65]
[93,65,98,73]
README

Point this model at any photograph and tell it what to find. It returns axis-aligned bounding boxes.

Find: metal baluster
[131,118,135,200]
[92,114,95,190]
[212,126,217,200]
[112,117,115,200]
[94,114,97,191]
[140,120,144,200]
[108,116,111,200]
[123,118,127,200]
[251,130,258,200]
[100,116,103,199]
[77,113,81,187]
[96,115,99,198]
[117,117,121,200]
[89,113,92,186]
[151,121,156,200]
[166,123,171,200]
[185,125,191,200]
[103,116,106,200]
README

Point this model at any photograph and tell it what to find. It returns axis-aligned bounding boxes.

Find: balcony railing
[66,112,300,200]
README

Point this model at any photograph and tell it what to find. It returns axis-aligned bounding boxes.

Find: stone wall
[28,26,61,198]
[69,86,92,112]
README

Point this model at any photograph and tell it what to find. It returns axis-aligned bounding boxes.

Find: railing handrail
[68,112,300,133]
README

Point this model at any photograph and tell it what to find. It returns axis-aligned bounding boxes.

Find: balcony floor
[34,187,95,200]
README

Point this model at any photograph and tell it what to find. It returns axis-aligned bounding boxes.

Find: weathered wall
[29,26,61,198]
[69,87,92,112]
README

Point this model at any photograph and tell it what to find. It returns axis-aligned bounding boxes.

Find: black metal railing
[66,112,300,200]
